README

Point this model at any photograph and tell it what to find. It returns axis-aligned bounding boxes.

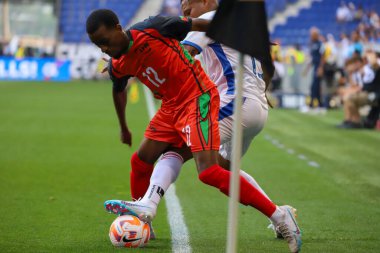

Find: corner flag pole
[206,1,273,252]
[226,53,244,253]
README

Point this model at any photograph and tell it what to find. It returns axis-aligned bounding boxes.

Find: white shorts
[218,97,268,161]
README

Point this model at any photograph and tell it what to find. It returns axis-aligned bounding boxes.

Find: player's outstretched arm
[112,89,132,146]
[107,58,132,146]
[182,18,210,56]
[191,18,210,32]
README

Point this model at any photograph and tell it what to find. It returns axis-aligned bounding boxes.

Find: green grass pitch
[0,81,379,252]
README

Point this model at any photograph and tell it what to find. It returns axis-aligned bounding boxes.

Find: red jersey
[110,16,215,109]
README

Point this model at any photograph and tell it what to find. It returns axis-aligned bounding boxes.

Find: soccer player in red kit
[86,9,300,252]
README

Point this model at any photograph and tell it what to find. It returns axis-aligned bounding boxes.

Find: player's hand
[120,128,132,146]
[101,57,109,73]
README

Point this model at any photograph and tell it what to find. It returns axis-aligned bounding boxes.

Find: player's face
[88,24,127,59]
[181,0,208,18]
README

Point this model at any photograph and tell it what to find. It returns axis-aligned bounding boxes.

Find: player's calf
[130,152,154,200]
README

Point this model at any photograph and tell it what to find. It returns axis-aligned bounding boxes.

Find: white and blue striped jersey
[182,11,268,112]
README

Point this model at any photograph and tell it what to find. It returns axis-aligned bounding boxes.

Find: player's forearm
[112,90,128,130]
[191,18,210,32]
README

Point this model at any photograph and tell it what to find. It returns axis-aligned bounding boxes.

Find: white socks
[269,206,285,224]
[240,170,271,200]
[140,151,272,215]
[141,152,184,207]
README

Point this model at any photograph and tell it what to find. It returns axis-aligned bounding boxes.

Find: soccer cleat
[148,221,156,240]
[267,222,284,239]
[104,200,139,216]
[275,205,302,253]
[268,207,298,239]
[104,200,156,222]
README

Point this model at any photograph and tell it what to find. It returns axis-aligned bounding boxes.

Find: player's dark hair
[86,9,119,34]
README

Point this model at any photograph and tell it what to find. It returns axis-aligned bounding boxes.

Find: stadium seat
[271,0,380,46]
[59,0,144,43]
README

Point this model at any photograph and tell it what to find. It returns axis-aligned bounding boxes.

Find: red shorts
[144,87,220,152]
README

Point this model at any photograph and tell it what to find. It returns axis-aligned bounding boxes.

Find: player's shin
[130,152,154,200]
[141,151,184,207]
[240,170,271,200]
[198,164,277,217]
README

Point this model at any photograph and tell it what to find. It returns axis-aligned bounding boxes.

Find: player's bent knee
[137,138,169,164]
[217,155,231,171]
[166,147,192,163]
[131,152,153,174]
[159,151,185,163]
[193,150,219,173]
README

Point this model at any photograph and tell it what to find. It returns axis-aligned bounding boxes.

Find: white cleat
[104,199,157,223]
[267,222,284,239]
[268,207,298,239]
[148,221,156,240]
[275,205,302,253]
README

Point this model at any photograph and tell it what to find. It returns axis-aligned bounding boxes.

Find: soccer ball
[109,215,150,248]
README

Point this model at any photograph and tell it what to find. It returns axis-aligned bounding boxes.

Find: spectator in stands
[6,36,20,56]
[338,57,365,100]
[347,30,363,58]
[337,51,379,128]
[338,51,380,128]
[347,2,356,19]
[354,4,364,21]
[15,43,25,59]
[286,44,305,93]
[161,0,181,16]
[270,40,284,92]
[302,27,325,112]
[322,34,338,107]
[336,1,352,23]
[376,30,380,43]
[338,32,350,64]
[357,22,367,40]
[369,10,380,30]
[340,32,350,48]
[0,43,3,56]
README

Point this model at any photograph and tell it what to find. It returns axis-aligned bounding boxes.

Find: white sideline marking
[143,86,192,253]
[297,154,307,160]
[165,185,192,253]
[308,161,320,168]
[264,134,320,168]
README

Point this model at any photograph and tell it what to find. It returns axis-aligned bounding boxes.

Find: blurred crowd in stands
[270,5,380,129]
[0,0,378,129]
[0,37,54,58]
[336,1,380,42]
[160,0,181,16]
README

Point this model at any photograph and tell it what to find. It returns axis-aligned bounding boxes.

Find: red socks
[130,152,154,200]
[198,164,276,217]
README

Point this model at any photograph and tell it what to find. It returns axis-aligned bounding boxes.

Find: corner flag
[206,1,273,252]
[206,0,274,76]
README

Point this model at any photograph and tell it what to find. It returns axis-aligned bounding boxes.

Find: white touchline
[165,185,192,253]
[264,134,320,169]
[143,86,192,253]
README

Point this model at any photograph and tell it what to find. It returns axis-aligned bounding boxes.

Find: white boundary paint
[165,185,192,253]
[264,134,320,168]
[143,86,192,253]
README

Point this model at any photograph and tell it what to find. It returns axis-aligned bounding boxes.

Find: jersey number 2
[142,67,166,88]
